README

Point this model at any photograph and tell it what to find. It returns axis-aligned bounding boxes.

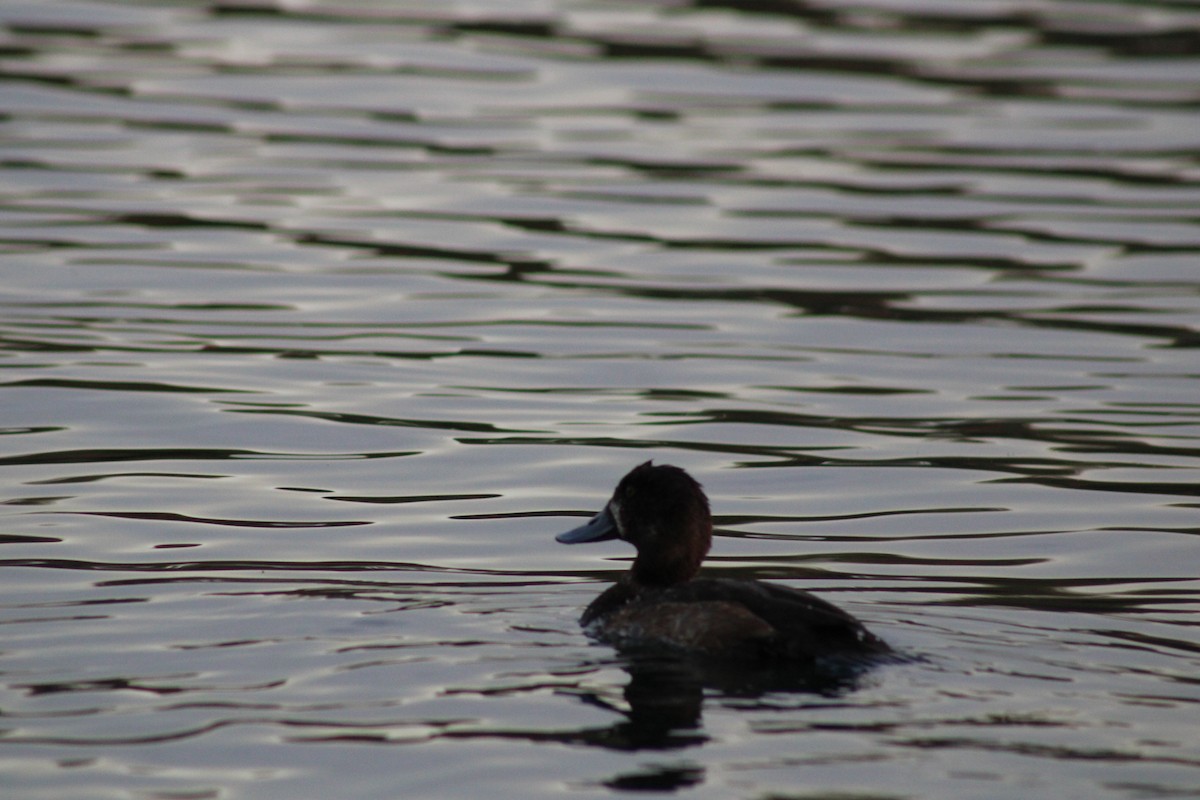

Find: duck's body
[557,462,888,662]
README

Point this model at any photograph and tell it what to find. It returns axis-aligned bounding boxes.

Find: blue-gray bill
[555,506,618,544]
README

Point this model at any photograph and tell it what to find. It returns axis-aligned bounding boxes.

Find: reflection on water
[2,0,1200,798]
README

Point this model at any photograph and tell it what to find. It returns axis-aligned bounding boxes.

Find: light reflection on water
[2,0,1200,798]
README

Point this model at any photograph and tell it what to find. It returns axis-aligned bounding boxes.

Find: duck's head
[556,461,711,587]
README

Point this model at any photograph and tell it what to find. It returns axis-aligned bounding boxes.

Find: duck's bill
[555,506,617,544]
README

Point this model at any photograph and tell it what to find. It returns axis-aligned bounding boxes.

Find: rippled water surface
[3,1,1200,798]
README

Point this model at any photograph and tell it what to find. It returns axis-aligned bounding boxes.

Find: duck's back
[582,577,888,662]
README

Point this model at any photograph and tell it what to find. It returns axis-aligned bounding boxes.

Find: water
[2,0,1200,797]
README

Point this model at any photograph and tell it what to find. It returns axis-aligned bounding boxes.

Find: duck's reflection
[564,649,880,793]
[571,648,876,752]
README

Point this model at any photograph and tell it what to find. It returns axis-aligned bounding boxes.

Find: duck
[557,461,889,662]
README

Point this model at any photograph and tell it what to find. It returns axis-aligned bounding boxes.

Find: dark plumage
[557,461,888,662]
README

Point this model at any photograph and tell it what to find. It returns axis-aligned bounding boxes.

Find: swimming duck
[557,461,888,662]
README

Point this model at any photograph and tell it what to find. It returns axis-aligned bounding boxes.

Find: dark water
[3,1,1200,798]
